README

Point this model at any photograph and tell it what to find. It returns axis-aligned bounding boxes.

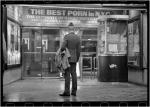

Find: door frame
[21,26,60,79]
[80,28,98,80]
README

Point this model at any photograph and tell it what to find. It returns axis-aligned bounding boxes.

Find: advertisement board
[22,6,126,27]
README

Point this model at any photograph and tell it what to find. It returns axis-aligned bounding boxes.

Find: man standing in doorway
[59,22,80,96]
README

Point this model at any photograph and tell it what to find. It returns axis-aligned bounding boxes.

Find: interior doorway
[80,28,98,79]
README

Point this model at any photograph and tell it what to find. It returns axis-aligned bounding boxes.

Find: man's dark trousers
[64,63,77,94]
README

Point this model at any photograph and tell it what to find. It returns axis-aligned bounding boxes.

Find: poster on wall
[7,20,21,65]
[108,44,118,53]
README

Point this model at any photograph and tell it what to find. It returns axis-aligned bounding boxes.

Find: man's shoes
[71,93,76,96]
[59,93,70,96]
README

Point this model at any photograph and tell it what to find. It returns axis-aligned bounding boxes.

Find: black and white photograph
[1,1,149,106]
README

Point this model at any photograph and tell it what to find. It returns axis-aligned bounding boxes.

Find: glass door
[81,29,98,79]
[41,28,60,77]
[22,27,42,77]
[22,27,60,78]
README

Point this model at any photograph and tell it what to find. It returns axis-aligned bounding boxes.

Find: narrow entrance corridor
[1,2,148,107]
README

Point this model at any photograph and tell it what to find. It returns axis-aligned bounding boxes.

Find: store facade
[3,4,147,83]
[20,6,128,80]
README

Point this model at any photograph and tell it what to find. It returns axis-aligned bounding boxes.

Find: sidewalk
[3,78,147,102]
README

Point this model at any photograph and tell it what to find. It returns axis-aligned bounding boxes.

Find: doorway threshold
[22,77,60,79]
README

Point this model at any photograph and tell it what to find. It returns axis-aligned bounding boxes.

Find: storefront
[20,6,108,78]
[3,4,147,83]
[19,5,128,79]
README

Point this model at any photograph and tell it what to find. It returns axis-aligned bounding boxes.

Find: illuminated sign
[22,6,126,27]
[28,8,113,17]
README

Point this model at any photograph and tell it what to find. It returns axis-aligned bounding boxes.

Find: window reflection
[128,19,140,66]
[7,20,21,65]
[81,41,97,52]
[81,29,97,52]
[81,29,98,78]
[22,28,60,77]
[42,29,60,52]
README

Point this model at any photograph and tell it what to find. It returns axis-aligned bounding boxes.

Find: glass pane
[81,29,97,53]
[82,30,97,40]
[7,20,21,65]
[106,20,127,54]
[42,29,60,77]
[81,41,97,52]
[82,57,92,70]
[22,28,42,77]
[128,20,140,66]
[81,29,98,78]
[97,21,106,55]
[42,53,59,77]
[42,29,60,52]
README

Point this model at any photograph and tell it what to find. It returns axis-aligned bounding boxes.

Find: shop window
[42,29,60,52]
[106,20,127,55]
[81,29,97,53]
[127,16,141,67]
[7,20,21,65]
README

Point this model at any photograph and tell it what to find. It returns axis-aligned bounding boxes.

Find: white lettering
[78,11,88,17]
[47,10,65,16]
[73,11,78,16]
[46,10,50,15]
[62,10,66,16]
[68,10,73,16]
[29,9,112,17]
[30,9,45,15]
[83,11,88,16]
[88,11,94,17]
[52,10,56,15]
[56,10,61,16]
[95,11,111,16]
[30,9,36,15]
[47,10,55,15]
[68,11,88,17]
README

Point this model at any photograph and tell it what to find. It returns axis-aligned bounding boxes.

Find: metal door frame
[21,26,60,79]
[80,28,98,80]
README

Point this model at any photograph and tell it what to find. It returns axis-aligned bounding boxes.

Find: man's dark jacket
[61,32,80,63]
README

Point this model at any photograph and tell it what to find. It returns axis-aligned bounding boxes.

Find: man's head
[68,22,74,33]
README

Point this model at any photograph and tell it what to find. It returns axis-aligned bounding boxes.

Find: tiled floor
[3,78,147,102]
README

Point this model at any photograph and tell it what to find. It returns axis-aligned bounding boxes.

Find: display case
[97,16,128,82]
[106,19,128,55]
